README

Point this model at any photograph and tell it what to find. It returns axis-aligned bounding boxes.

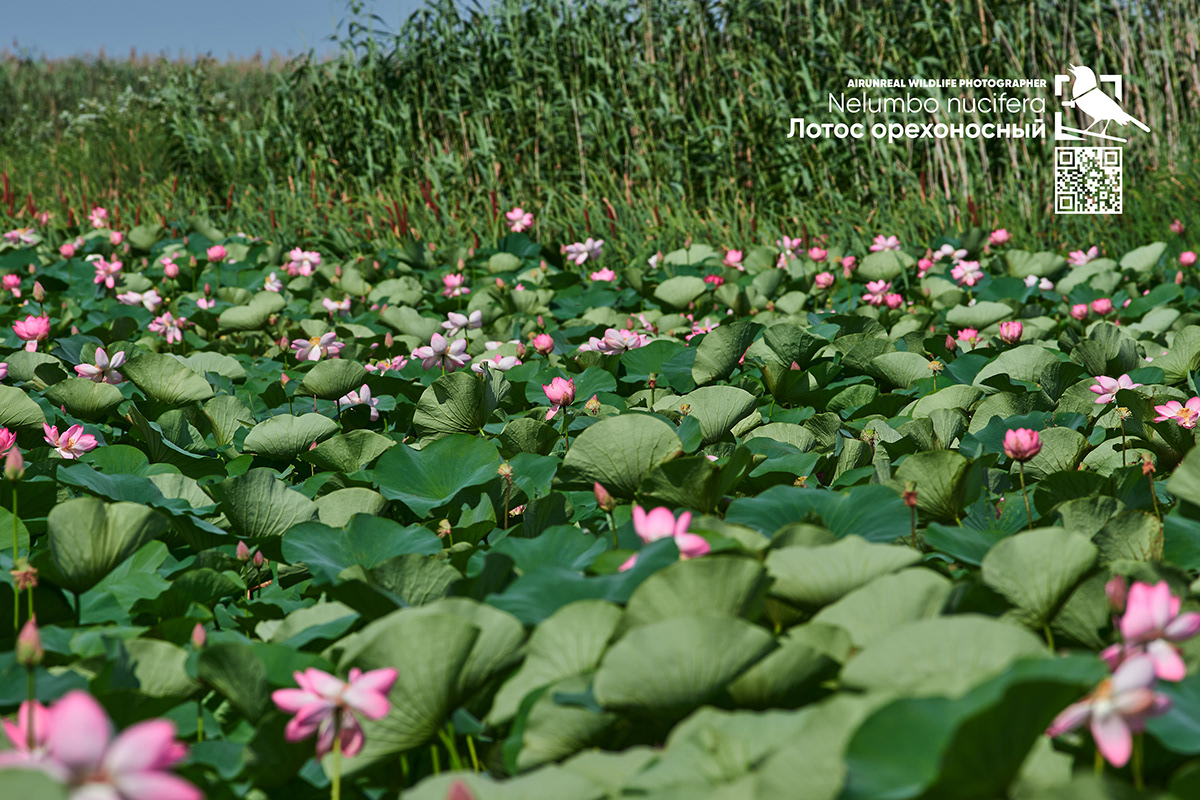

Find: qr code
[1055,147,1122,214]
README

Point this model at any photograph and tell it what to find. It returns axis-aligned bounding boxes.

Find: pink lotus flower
[442,273,470,298]
[285,248,321,277]
[619,505,710,571]
[162,260,179,279]
[685,318,719,342]
[532,333,554,355]
[1104,581,1200,681]
[1003,428,1041,461]
[582,328,648,355]
[1068,245,1100,266]
[723,250,744,270]
[956,328,979,344]
[442,310,483,336]
[842,255,857,272]
[264,272,283,292]
[1026,275,1054,291]
[88,207,109,228]
[75,347,125,384]
[93,258,122,290]
[564,238,604,266]
[1070,303,1090,321]
[338,384,380,421]
[1181,251,1197,267]
[13,315,50,352]
[776,235,801,260]
[648,252,663,270]
[1046,654,1169,768]
[917,258,933,278]
[17,690,202,799]
[3,273,20,297]
[950,260,983,287]
[0,363,6,381]
[60,243,76,258]
[808,247,827,262]
[505,207,534,233]
[861,280,891,306]
[0,427,16,456]
[272,667,397,759]
[814,272,834,290]
[704,274,724,287]
[4,228,36,245]
[0,700,50,767]
[1090,374,1142,404]
[999,320,1023,344]
[472,353,521,374]
[292,332,345,362]
[109,231,124,246]
[1171,219,1186,235]
[884,293,904,310]
[869,234,901,252]
[1091,297,1113,315]
[364,355,408,374]
[1154,397,1200,429]
[590,267,618,282]
[543,377,576,420]
[989,228,1011,246]
[43,424,98,459]
[413,333,470,371]
[117,289,162,311]
[322,296,351,316]
[206,245,227,262]
[149,312,188,345]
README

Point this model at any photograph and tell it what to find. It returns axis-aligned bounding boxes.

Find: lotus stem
[607,510,617,549]
[1019,461,1033,531]
[12,486,18,630]
[430,742,441,775]
[466,734,481,772]
[197,698,204,742]
[1043,624,1055,651]
[331,733,342,800]
[1132,734,1144,792]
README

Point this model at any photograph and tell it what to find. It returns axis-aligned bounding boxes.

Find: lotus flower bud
[1003,428,1041,462]
[585,394,601,415]
[384,332,394,348]
[4,448,24,481]
[1106,576,1128,613]
[902,482,918,508]
[253,551,265,568]
[163,261,179,279]
[32,282,45,302]
[594,482,616,512]
[998,320,1023,345]
[16,617,43,667]
[532,334,554,355]
[191,623,207,649]
[236,541,251,561]
[280,373,289,386]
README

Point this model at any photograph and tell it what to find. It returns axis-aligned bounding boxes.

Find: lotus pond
[2,217,1200,799]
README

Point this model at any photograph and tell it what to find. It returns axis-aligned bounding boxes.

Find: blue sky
[6,0,427,60]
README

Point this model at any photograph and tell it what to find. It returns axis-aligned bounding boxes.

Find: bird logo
[1055,65,1150,142]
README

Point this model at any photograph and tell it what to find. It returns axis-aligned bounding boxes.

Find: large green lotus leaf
[202,395,255,447]
[243,413,338,461]
[511,674,618,772]
[413,369,508,440]
[5,351,65,385]
[336,612,480,772]
[403,768,604,800]
[945,301,1012,330]
[300,429,396,473]
[558,749,658,797]
[766,536,921,610]
[891,450,974,522]
[840,615,1047,697]
[178,351,246,382]
[0,384,47,430]
[402,598,525,701]
[1146,672,1200,755]
[295,359,368,401]
[122,353,215,405]
[635,455,728,514]
[0,768,69,799]
[1153,326,1200,384]
[1021,427,1089,481]
[1119,241,1166,273]
[856,249,912,281]
[1167,440,1200,505]
[49,498,169,593]
[370,276,424,306]
[691,321,763,385]
[125,637,197,698]
[1004,250,1066,278]
[315,488,388,527]
[42,377,124,420]
[374,434,501,518]
[359,554,460,607]
[654,276,708,310]
[668,386,757,445]
[217,291,286,332]
[281,517,441,585]
[811,569,952,647]
[726,623,849,709]
[663,243,719,266]
[1093,510,1159,563]
[871,351,933,390]
[558,413,683,498]
[620,557,768,632]
[727,484,909,542]
[843,656,1106,800]
[972,345,1059,387]
[981,528,1098,626]
[762,323,828,370]
[593,615,774,716]
[498,417,559,457]
[379,306,441,341]
[743,422,818,451]
[197,642,270,722]
[490,600,623,725]
[214,469,317,539]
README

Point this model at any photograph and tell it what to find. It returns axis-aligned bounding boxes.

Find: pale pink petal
[302,668,346,700]
[111,771,203,800]
[1046,700,1092,737]
[1120,584,1159,641]
[674,532,711,560]
[1165,612,1200,641]
[1091,710,1133,767]
[1111,654,1157,695]
[339,713,365,758]
[618,554,638,572]
[284,702,333,742]
[101,720,184,775]
[47,691,112,773]
[673,511,693,538]
[1145,639,1187,681]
